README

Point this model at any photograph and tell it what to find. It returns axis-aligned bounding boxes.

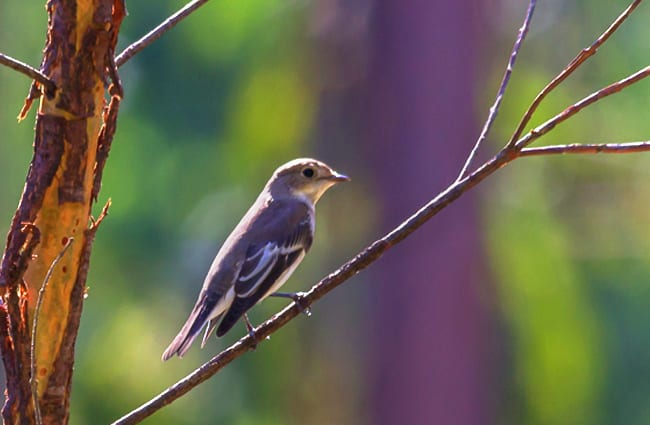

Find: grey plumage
[162,158,348,360]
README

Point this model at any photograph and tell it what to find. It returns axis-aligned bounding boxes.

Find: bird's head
[269,158,350,204]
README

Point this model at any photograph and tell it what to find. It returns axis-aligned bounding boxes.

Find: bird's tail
[216,297,248,337]
[161,302,217,361]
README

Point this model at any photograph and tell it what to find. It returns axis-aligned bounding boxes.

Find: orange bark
[0,1,125,424]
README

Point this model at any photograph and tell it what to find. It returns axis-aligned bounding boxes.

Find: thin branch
[30,237,74,425]
[520,141,650,156]
[515,65,650,149]
[0,53,56,95]
[93,91,121,203]
[505,0,643,149]
[455,0,536,182]
[89,200,111,231]
[115,0,212,67]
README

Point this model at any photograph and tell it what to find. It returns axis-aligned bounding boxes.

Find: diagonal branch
[112,66,650,424]
[112,1,650,423]
[520,141,650,156]
[455,0,536,182]
[113,132,650,425]
[0,53,56,95]
[115,0,212,67]
[112,139,518,425]
[505,0,644,149]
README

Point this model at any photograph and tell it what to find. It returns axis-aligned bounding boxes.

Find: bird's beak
[329,171,351,182]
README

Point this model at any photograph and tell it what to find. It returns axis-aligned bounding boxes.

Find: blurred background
[1,0,650,423]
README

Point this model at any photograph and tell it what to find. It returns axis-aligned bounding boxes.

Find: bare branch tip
[454,0,536,182]
[0,52,56,95]
[115,0,212,68]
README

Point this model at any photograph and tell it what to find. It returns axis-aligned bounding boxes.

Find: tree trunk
[0,1,124,423]
[362,1,493,423]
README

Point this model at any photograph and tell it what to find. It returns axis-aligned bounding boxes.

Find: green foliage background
[1,1,650,424]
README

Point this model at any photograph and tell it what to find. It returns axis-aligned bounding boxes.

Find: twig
[30,237,74,425]
[515,65,650,149]
[115,0,212,67]
[92,51,122,204]
[455,0,536,182]
[0,53,56,95]
[90,200,111,231]
[505,0,643,149]
[520,141,650,156]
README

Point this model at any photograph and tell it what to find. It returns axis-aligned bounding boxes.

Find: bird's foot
[271,291,311,316]
[244,314,259,350]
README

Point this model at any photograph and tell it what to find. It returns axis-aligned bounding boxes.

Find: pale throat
[293,181,336,205]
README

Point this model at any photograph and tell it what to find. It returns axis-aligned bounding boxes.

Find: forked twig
[90,200,112,231]
[455,0,536,182]
[505,0,643,148]
[515,65,650,149]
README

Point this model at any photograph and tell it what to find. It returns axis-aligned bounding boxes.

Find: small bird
[162,158,349,360]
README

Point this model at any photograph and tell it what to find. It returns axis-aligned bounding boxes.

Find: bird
[162,158,349,360]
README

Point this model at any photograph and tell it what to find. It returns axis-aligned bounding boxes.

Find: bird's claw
[272,291,311,316]
[244,314,259,350]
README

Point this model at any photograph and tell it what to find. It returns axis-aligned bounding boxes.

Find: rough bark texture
[0,1,124,424]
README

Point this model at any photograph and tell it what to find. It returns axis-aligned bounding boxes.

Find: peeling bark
[0,1,125,424]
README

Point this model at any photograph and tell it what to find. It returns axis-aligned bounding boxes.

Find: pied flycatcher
[162,158,349,360]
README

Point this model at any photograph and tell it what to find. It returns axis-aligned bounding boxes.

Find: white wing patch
[261,250,305,302]
[235,239,305,299]
[239,243,279,284]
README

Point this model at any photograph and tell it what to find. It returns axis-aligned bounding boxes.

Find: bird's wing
[216,216,313,336]
[235,242,284,297]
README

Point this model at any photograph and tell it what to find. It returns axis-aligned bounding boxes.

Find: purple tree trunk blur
[362,2,492,424]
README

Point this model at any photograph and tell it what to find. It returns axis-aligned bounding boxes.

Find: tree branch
[506,0,643,149]
[113,141,519,425]
[115,0,212,67]
[113,61,650,425]
[455,0,536,182]
[520,141,650,156]
[0,53,56,95]
[114,135,650,425]
[112,1,649,423]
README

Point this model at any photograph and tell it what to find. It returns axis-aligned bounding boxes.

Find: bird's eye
[302,167,315,178]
